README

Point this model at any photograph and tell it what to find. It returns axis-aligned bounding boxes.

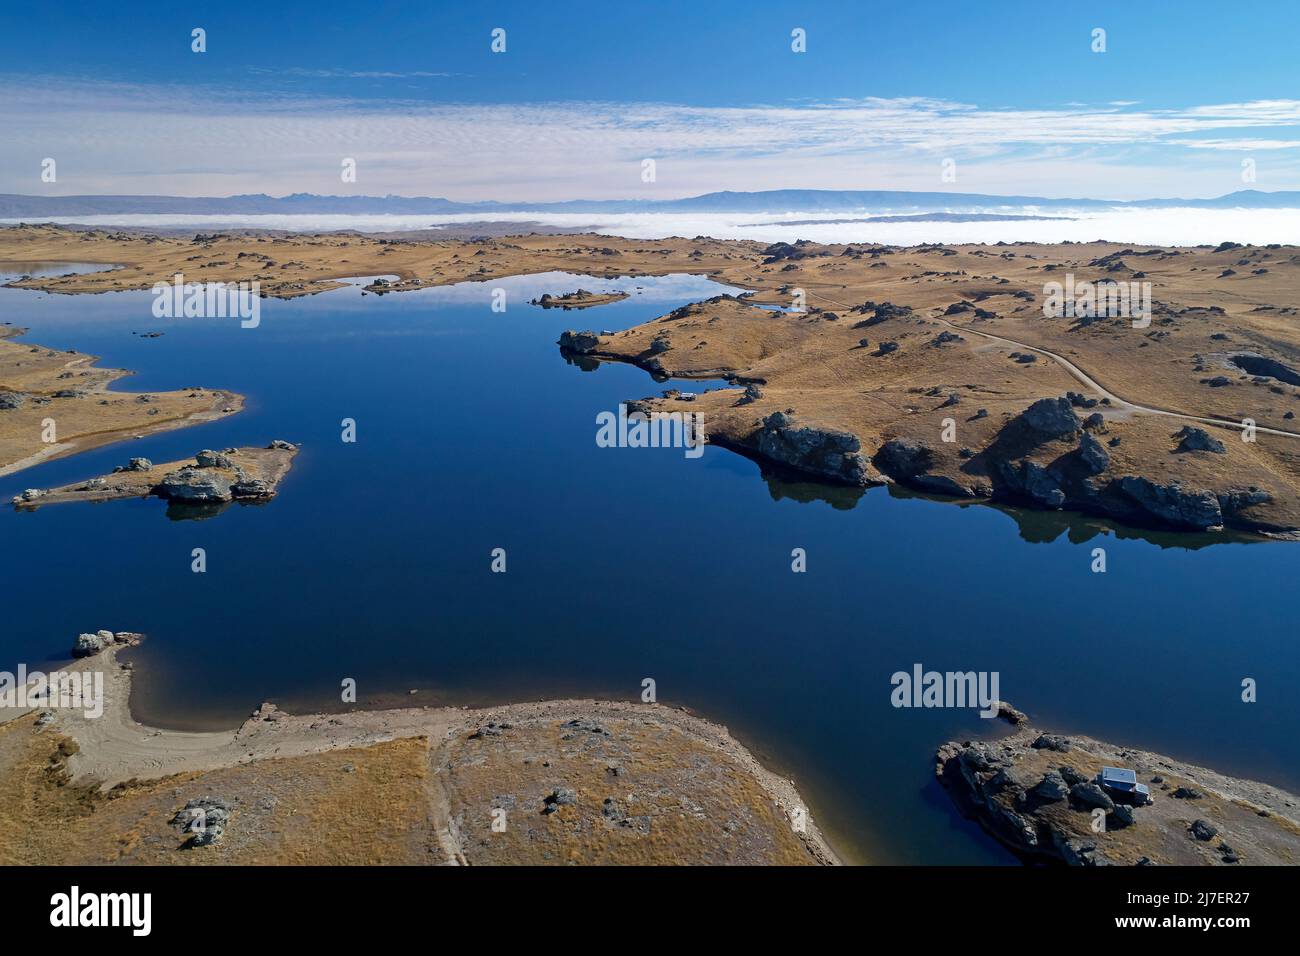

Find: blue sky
[2,0,1299,199]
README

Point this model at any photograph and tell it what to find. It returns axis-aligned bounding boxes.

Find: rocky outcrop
[1020,397,1081,440]
[1115,476,1223,530]
[1174,426,1226,454]
[557,330,601,354]
[937,714,1300,865]
[170,797,230,848]
[996,459,1066,508]
[154,466,234,503]
[873,438,933,478]
[71,629,142,658]
[1075,431,1110,475]
[755,412,877,486]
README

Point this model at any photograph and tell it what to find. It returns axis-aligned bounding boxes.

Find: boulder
[1189,819,1218,841]
[231,478,274,499]
[170,797,231,847]
[541,787,578,815]
[1174,426,1226,454]
[557,330,601,354]
[999,460,1065,508]
[873,438,934,478]
[195,449,234,469]
[1032,734,1072,753]
[1031,771,1070,802]
[72,630,112,657]
[1108,804,1137,829]
[0,391,27,410]
[756,412,876,486]
[1218,488,1272,516]
[154,467,234,503]
[1069,782,1115,812]
[1020,397,1081,439]
[1076,431,1111,475]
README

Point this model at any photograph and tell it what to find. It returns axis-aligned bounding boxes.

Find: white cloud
[2,77,1298,200]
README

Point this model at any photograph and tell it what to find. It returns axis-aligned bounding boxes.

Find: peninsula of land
[0,638,837,866]
[937,717,1300,865]
[4,224,1300,536]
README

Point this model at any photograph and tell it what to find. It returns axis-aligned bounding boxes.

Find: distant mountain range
[2,189,1299,218]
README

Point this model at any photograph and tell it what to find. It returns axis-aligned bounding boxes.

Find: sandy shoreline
[0,643,839,865]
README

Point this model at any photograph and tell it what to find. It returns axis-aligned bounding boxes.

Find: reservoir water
[2,267,1297,865]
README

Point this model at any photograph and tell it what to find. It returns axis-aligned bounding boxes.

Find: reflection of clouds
[2,77,1299,198]
[369,271,747,305]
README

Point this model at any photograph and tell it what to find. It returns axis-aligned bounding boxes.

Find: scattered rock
[1189,819,1218,841]
[170,797,231,847]
[1070,782,1115,812]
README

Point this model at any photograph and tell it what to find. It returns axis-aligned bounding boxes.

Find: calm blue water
[2,267,1297,865]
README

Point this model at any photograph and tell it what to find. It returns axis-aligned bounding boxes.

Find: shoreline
[6,226,1299,541]
[0,643,841,866]
[938,717,1300,865]
[0,323,244,480]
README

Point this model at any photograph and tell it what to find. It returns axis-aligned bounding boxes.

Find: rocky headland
[937,718,1300,865]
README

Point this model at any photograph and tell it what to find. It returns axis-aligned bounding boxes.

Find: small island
[530,288,630,309]
[12,442,298,510]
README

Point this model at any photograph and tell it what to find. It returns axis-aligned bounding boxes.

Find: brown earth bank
[11,441,297,512]
[0,324,241,478]
[937,718,1300,865]
[3,225,1300,536]
[0,642,836,866]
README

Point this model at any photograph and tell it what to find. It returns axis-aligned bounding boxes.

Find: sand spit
[937,718,1300,865]
[0,644,837,866]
